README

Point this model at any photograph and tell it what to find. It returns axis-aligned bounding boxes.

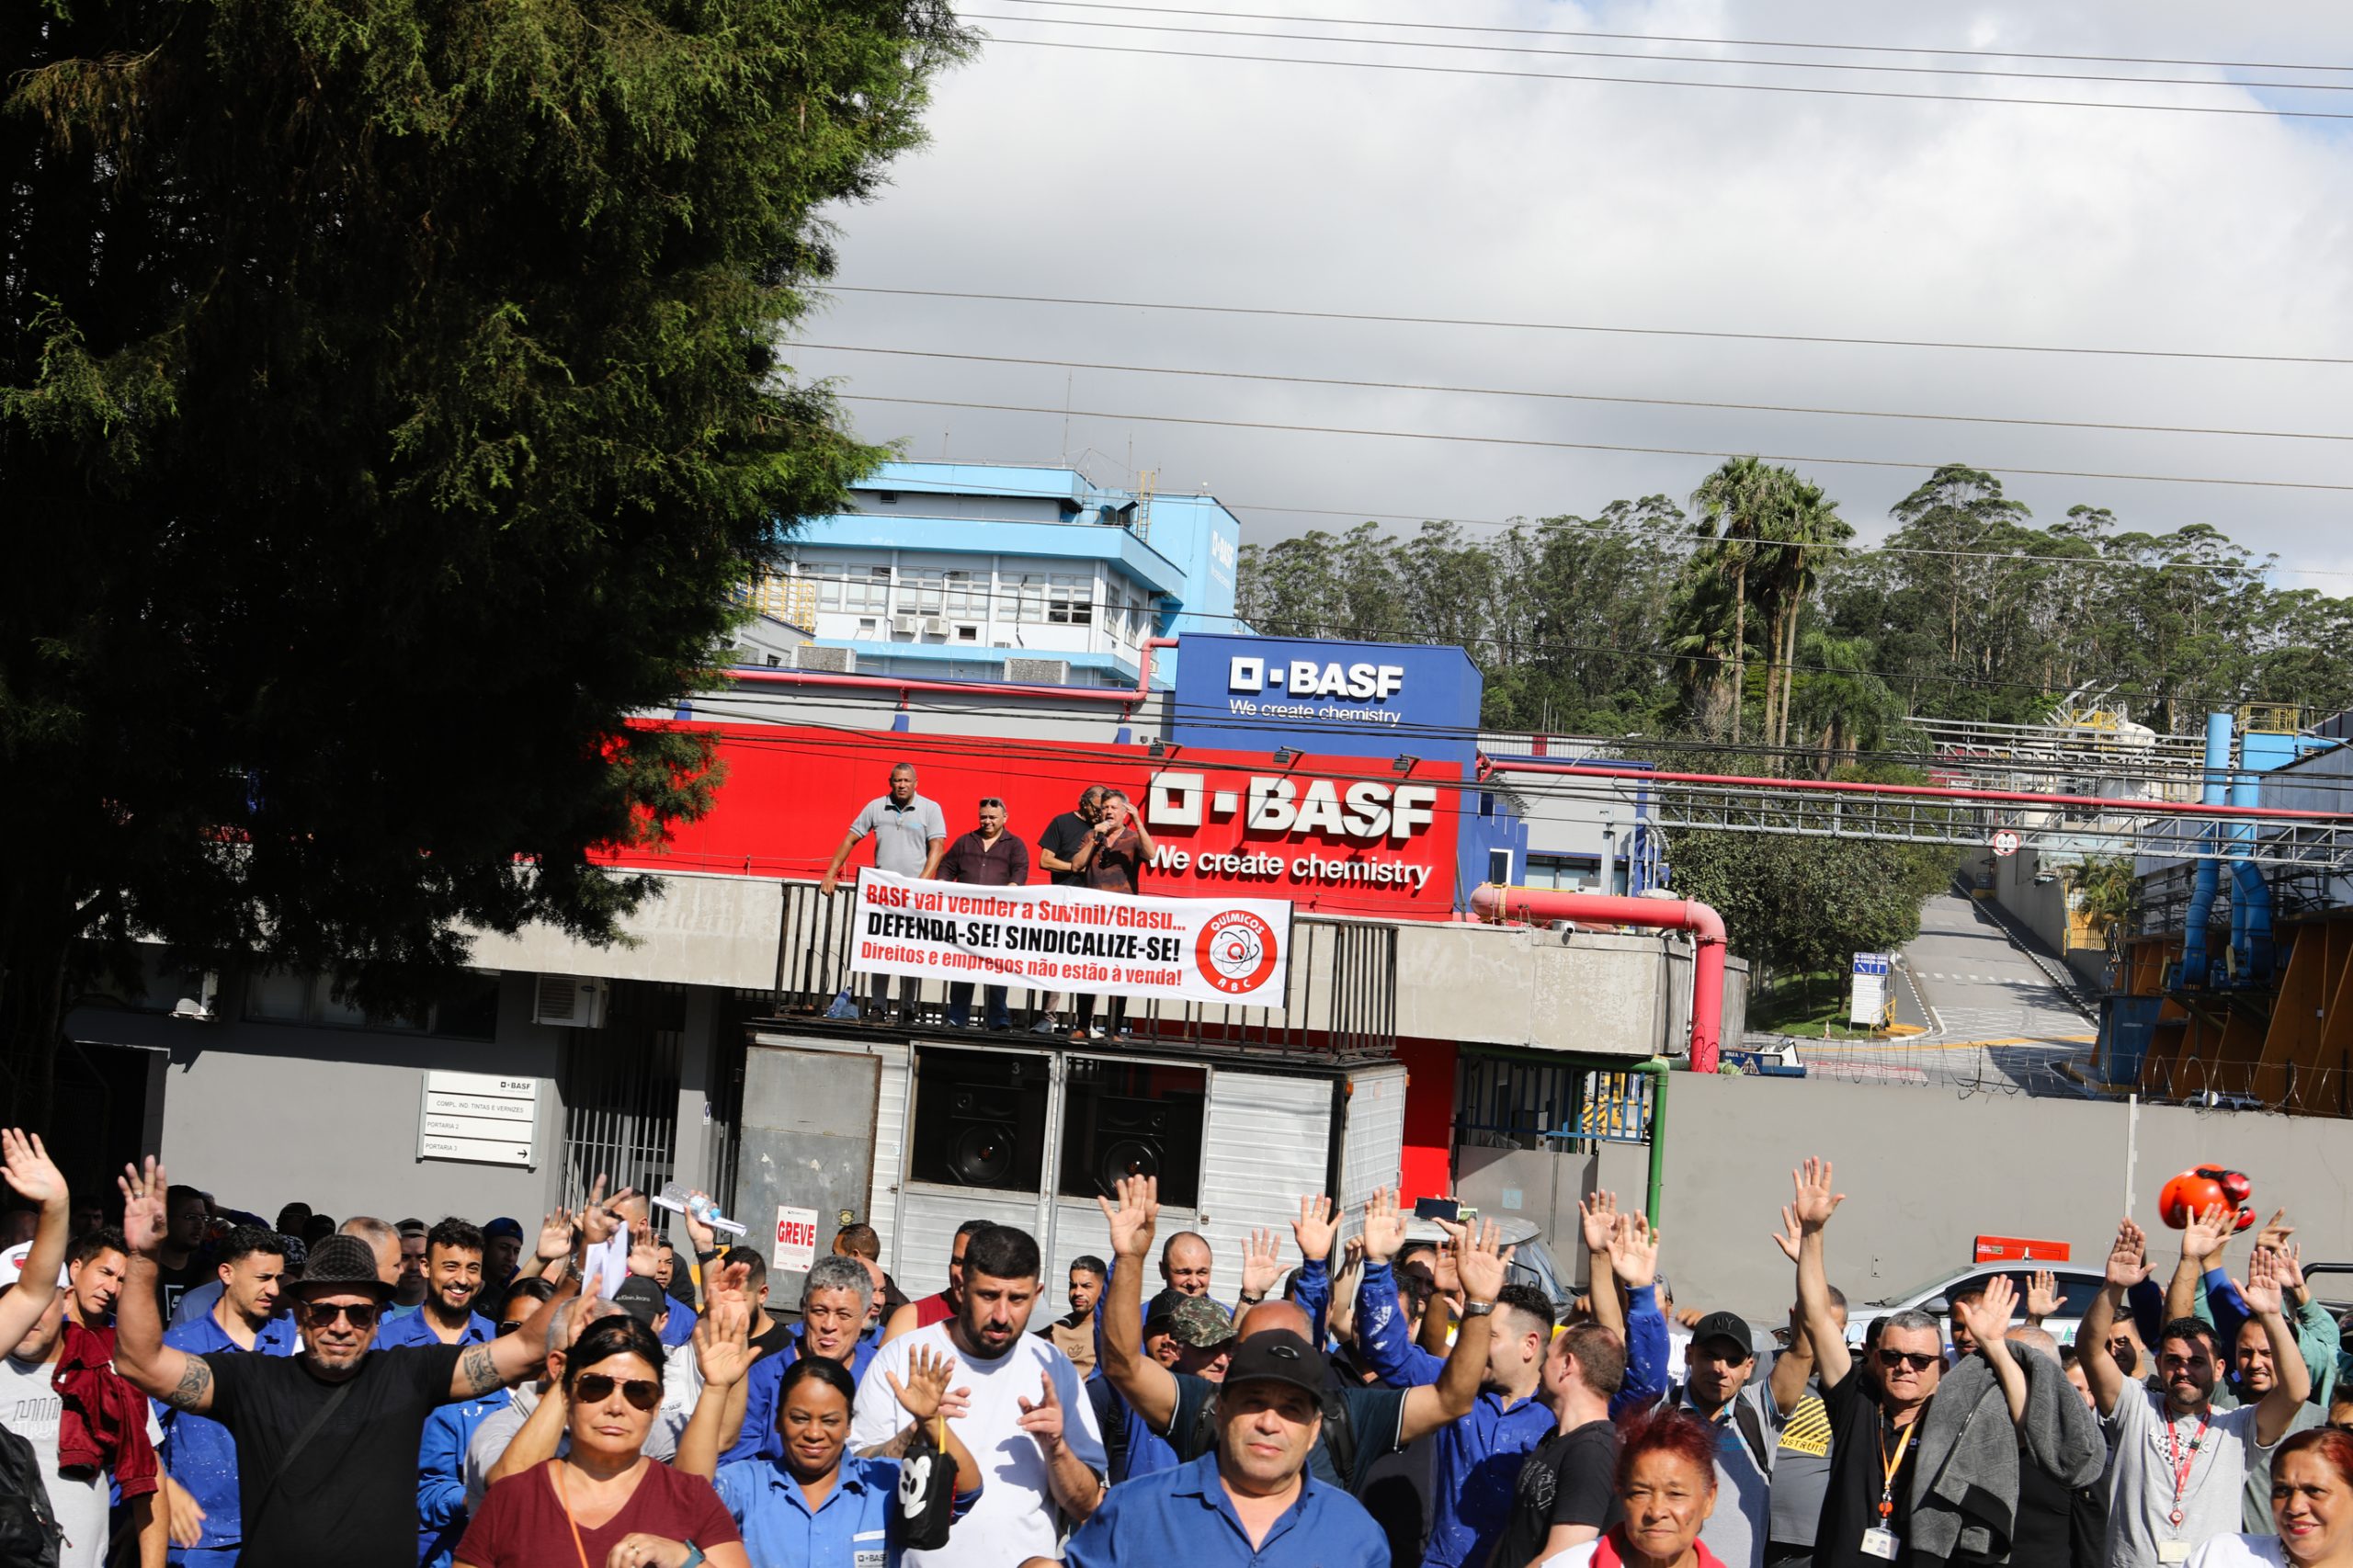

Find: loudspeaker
[1088,1096,1168,1194]
[948,1086,1020,1187]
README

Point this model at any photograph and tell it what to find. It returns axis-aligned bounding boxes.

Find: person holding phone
[1067,789,1154,1040]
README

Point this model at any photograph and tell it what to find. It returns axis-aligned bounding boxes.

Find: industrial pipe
[1469,885,1729,1074]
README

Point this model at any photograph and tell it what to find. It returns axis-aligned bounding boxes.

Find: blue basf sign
[1170,633,1483,766]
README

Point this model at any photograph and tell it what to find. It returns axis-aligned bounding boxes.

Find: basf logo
[1172,633,1483,766]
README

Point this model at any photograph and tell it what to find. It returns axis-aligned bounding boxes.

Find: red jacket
[51,1321,160,1501]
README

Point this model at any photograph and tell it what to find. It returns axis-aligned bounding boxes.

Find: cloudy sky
[790,1,2353,585]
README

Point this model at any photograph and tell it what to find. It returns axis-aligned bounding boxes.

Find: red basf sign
[599,722,1467,917]
[1972,1234,2071,1264]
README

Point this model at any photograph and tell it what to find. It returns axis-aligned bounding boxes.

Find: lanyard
[1877,1415,1918,1519]
[2165,1411,2211,1525]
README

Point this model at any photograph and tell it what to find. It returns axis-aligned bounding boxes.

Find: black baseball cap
[1691,1310,1755,1359]
[613,1277,669,1325]
[1222,1329,1327,1400]
[1143,1287,1189,1334]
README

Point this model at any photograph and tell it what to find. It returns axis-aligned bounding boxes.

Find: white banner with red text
[848,869,1294,1006]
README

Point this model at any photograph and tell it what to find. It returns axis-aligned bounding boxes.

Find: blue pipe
[2179,713,2234,989]
[2229,774,2275,983]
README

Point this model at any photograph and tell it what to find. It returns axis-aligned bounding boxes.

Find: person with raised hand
[2084,1214,2312,1566]
[114,1156,575,1568]
[1233,1227,1283,1335]
[1096,1174,1489,1504]
[1278,1194,1342,1342]
[677,1288,979,1566]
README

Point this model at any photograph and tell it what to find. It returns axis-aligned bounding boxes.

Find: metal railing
[766,878,1397,1056]
[1455,1053,1656,1151]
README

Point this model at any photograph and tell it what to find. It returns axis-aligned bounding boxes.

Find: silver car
[1845,1262,2109,1348]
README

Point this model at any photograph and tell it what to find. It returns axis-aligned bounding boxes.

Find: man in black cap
[1053,1328,1389,1567]
[113,1157,587,1568]
[1654,1307,1779,1568]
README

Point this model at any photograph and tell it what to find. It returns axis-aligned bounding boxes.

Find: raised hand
[537,1208,576,1263]
[1608,1212,1660,1291]
[1579,1190,1620,1255]
[890,1346,971,1425]
[1239,1229,1283,1299]
[2239,1244,2286,1318]
[580,1175,639,1248]
[692,1290,754,1389]
[2181,1200,2234,1267]
[2275,1241,2310,1301]
[700,1259,754,1318]
[2025,1268,2059,1321]
[2104,1217,2151,1290]
[680,1189,718,1257]
[1360,1187,1406,1266]
[1292,1195,1339,1265]
[2255,1207,2294,1255]
[1769,1203,1804,1264]
[1790,1158,1844,1233]
[627,1218,660,1278]
[1451,1218,1511,1304]
[1428,1232,1462,1297]
[1955,1273,2018,1351]
[1015,1370,1065,1452]
[0,1130,65,1211]
[1097,1174,1159,1262]
[118,1156,170,1256]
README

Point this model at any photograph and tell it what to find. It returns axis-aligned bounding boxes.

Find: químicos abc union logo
[1196,910,1281,994]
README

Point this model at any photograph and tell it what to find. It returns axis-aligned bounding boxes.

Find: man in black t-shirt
[1031,783,1107,1034]
[1488,1319,1627,1568]
[114,1156,585,1568]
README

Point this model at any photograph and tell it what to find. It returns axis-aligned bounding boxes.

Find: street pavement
[1797,888,2097,1094]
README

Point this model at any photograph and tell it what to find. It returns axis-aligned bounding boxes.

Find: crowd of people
[7,1127,2353,1568]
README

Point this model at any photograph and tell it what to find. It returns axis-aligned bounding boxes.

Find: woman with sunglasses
[2189,1427,2353,1566]
[1540,1404,1727,1568]
[457,1315,749,1568]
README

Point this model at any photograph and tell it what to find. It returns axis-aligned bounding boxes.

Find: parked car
[1845,1262,2109,1348]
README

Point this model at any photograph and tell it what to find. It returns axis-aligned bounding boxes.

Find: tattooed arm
[113,1158,216,1414]
[451,1262,580,1401]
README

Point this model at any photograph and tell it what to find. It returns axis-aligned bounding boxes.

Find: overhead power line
[972,8,2353,93]
[983,35,2353,122]
[986,1,2353,74]
[798,342,2353,445]
[830,286,2353,369]
[841,392,2353,493]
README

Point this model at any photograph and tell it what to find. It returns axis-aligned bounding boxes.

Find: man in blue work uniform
[1353,1188,1668,1568]
[156,1227,297,1567]
[722,1254,883,1465]
[1056,1328,1389,1568]
[377,1218,496,1348]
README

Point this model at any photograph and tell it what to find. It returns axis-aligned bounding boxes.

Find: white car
[1845,1262,2109,1349]
[1394,1215,1575,1319]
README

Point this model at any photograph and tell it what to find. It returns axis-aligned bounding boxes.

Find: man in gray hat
[113,1156,584,1568]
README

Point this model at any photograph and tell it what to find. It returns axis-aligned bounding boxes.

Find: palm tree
[1792,629,1900,767]
[1758,482,1852,752]
[1689,457,1790,745]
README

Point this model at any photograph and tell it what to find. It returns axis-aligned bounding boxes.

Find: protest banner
[848,869,1293,1007]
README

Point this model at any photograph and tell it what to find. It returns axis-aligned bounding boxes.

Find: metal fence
[767,878,1396,1056]
[560,980,685,1199]
[1455,1053,1657,1152]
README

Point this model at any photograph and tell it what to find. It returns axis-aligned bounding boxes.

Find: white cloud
[794,1,2353,581]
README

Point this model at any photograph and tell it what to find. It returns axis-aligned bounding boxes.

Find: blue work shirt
[156,1308,300,1557]
[376,1307,498,1349]
[659,1297,700,1349]
[712,1451,974,1568]
[1354,1260,1668,1568]
[726,1328,882,1465]
[417,1387,510,1568]
[1118,1395,1179,1483]
[1063,1449,1387,1568]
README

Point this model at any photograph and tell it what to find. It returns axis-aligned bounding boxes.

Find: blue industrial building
[772,461,1242,688]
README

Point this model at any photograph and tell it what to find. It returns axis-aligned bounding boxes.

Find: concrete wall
[1647,1071,2353,1323]
[1395,924,1746,1059]
[67,974,570,1225]
[467,871,783,991]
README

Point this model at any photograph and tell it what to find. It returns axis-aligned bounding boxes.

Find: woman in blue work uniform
[677,1302,982,1566]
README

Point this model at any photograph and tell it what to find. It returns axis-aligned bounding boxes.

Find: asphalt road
[1800,889,2097,1094]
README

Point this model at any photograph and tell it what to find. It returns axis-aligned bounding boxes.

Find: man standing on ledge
[941,794,1030,1031]
[819,759,948,1024]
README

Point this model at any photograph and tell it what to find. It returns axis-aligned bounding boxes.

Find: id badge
[2157,1545,2191,1565]
[1860,1527,1900,1561]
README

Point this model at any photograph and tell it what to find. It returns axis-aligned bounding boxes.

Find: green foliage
[0,0,971,1116]
[1668,829,1953,983]
[2065,855,2139,927]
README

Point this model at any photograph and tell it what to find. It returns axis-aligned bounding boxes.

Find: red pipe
[724,634,1182,706]
[1471,885,1728,1073]
[1482,757,2350,823]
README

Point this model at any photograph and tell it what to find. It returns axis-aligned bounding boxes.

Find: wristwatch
[1238,1291,1266,1306]
[695,1247,721,1265]
[1461,1300,1498,1317]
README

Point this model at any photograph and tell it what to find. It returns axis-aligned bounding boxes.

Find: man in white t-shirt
[2078,1214,2310,1568]
[854,1222,1106,1566]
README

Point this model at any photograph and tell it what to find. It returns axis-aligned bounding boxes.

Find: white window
[844,567,891,614]
[1047,574,1094,626]
[943,569,985,619]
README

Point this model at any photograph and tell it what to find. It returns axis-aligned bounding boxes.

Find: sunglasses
[297,1300,381,1330]
[573,1374,663,1412]
[978,798,1005,809]
[1877,1349,1940,1372]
